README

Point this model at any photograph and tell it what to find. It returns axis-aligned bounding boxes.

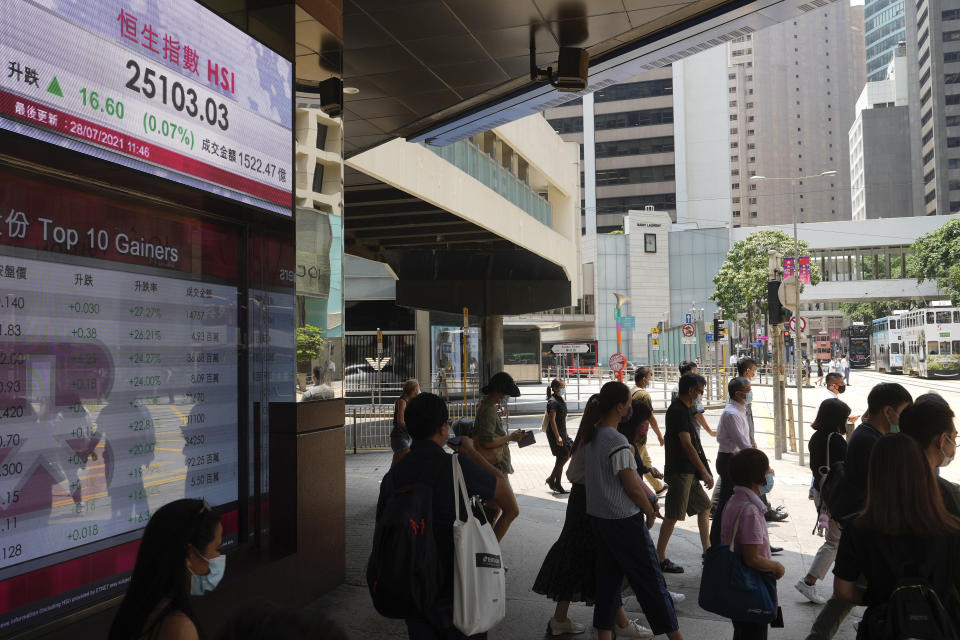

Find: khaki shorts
[664,473,711,520]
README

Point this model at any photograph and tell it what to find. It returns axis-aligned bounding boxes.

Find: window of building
[941,30,960,42]
[312,162,325,193]
[730,128,738,134]
[732,169,740,176]
[732,197,741,203]
[731,155,739,162]
[644,233,657,253]
[729,73,737,79]
[946,51,960,63]
[944,8,960,20]
[748,116,755,122]
[731,142,739,149]
[732,183,740,189]
[729,86,737,93]
[594,136,675,158]
[749,197,757,204]
[750,211,758,217]
[948,94,960,105]
[949,138,960,147]
[749,184,757,190]
[316,124,328,150]
[730,114,738,121]
[946,73,960,83]
[733,210,741,216]
[730,100,738,107]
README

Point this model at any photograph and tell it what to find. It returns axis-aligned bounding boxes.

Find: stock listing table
[0,253,237,568]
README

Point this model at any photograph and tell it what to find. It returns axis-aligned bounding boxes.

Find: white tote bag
[452,454,506,635]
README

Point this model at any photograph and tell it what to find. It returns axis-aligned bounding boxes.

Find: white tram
[900,307,960,378]
[872,314,905,373]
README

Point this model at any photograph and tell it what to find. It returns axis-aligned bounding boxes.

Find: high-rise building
[906,0,960,214]
[545,67,676,233]
[865,0,907,81]
[727,2,865,227]
[849,44,913,219]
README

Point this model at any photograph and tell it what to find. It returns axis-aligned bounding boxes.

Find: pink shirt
[720,486,771,560]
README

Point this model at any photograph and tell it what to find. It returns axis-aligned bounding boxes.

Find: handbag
[541,410,551,434]
[451,454,506,635]
[698,502,778,624]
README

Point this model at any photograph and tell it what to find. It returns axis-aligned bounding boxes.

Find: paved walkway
[310,410,862,639]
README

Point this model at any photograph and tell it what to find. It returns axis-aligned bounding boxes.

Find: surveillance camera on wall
[554,48,588,92]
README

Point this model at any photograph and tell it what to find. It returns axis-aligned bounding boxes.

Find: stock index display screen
[0,0,293,215]
[0,170,244,634]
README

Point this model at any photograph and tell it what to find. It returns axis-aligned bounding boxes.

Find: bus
[841,323,871,368]
[872,314,905,373]
[901,307,960,378]
[814,333,832,361]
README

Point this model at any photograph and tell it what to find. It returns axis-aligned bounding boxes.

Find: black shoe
[660,558,684,574]
[770,546,784,555]
[765,509,789,523]
[554,483,569,494]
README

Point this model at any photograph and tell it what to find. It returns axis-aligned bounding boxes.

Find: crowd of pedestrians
[112,365,960,640]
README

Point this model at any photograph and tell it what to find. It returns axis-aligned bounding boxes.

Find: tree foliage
[909,218,960,304]
[839,300,914,323]
[711,229,820,325]
[296,324,326,365]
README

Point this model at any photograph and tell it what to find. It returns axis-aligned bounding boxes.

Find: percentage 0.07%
[143,113,195,150]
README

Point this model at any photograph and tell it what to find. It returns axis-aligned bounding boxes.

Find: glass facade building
[865,0,906,80]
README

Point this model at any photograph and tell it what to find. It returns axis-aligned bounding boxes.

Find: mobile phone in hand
[517,430,536,448]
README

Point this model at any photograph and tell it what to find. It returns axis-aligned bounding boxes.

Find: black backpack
[820,460,864,526]
[859,575,960,640]
[366,458,448,618]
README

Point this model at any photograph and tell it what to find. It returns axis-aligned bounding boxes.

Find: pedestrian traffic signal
[713,318,724,337]
[768,280,788,325]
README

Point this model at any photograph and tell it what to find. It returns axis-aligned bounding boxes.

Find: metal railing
[346,398,484,453]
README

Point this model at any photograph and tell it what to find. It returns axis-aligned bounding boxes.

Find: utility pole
[768,250,785,460]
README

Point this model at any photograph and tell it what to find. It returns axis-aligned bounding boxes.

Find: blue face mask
[745,391,753,405]
[190,554,225,595]
[760,473,775,495]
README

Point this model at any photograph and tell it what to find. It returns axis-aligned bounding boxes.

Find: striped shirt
[585,426,641,520]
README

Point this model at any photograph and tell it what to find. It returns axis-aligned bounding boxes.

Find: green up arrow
[46,76,63,97]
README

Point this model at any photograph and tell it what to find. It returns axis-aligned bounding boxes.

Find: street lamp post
[750,170,837,468]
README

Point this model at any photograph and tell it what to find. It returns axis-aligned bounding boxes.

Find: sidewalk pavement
[308,410,861,639]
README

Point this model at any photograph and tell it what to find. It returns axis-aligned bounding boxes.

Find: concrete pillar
[483,315,504,382]
[415,310,432,393]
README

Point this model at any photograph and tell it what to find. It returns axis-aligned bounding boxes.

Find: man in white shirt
[729,353,738,368]
[823,372,858,428]
[841,355,850,385]
[301,365,335,401]
[708,377,752,545]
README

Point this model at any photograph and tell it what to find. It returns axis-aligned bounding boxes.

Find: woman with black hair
[586,381,684,640]
[534,395,660,637]
[795,398,851,605]
[834,434,960,638]
[545,378,571,493]
[109,498,223,640]
[720,448,785,640]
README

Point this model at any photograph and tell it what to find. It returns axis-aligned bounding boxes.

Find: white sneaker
[547,618,586,636]
[795,578,827,605]
[624,592,685,611]
[614,619,654,639]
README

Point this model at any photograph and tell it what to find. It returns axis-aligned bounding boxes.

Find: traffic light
[767,280,787,325]
[713,318,724,337]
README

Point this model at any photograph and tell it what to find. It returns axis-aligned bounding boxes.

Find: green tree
[711,229,821,328]
[909,218,960,304]
[296,324,326,368]
[839,300,914,323]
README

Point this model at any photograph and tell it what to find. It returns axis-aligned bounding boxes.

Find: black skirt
[532,483,597,604]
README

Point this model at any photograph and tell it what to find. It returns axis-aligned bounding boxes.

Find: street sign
[789,316,808,332]
[685,313,693,324]
[706,333,714,342]
[609,353,627,372]
[751,340,763,348]
[552,343,590,354]
[620,316,636,329]
[681,323,697,345]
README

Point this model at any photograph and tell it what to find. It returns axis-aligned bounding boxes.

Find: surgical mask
[837,385,846,394]
[760,473,775,495]
[941,447,955,467]
[190,554,225,595]
[745,391,754,405]
[558,388,566,398]
[887,408,901,433]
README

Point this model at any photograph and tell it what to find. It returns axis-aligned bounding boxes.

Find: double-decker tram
[814,333,832,361]
[901,307,960,378]
[872,314,905,373]
[841,322,871,368]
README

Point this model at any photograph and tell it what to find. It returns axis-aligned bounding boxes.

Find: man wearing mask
[708,377,752,547]
[657,373,713,574]
[900,394,960,517]
[823,372,858,431]
[805,382,912,640]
